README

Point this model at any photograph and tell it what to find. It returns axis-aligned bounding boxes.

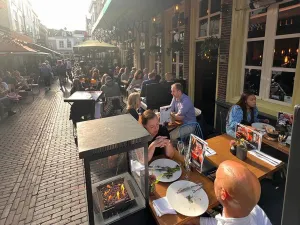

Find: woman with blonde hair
[127,92,141,121]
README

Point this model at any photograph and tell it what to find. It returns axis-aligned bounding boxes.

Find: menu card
[235,124,262,151]
[188,134,207,173]
[160,105,172,124]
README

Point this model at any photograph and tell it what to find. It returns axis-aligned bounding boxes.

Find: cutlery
[177,183,202,194]
[254,151,278,165]
[205,147,212,155]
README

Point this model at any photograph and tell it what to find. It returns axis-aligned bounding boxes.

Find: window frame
[67,40,72,48]
[197,0,222,39]
[241,1,300,106]
[59,40,64,48]
[154,36,162,75]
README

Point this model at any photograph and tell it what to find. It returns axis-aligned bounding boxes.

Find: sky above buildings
[31,0,90,31]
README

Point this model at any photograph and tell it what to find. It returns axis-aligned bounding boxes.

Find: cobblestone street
[0,83,88,225]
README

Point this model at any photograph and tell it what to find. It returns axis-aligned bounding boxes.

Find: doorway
[194,42,218,128]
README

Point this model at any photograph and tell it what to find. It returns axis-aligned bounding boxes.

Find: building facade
[48,29,85,58]
[8,0,40,42]
[89,0,300,130]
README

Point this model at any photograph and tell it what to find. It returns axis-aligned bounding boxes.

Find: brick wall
[183,0,191,84]
[217,0,233,102]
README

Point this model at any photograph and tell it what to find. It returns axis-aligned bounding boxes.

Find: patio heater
[77,114,151,225]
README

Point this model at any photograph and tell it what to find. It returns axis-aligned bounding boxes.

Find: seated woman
[141,110,175,162]
[127,70,143,93]
[127,92,140,121]
[70,79,84,95]
[226,92,269,137]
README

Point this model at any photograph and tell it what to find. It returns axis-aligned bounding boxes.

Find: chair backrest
[179,122,204,145]
[146,83,173,110]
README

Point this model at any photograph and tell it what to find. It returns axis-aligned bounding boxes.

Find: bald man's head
[214,161,261,217]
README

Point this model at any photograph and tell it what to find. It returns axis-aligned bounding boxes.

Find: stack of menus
[188,134,207,173]
[235,124,262,151]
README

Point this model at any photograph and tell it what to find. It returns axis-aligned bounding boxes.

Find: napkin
[153,197,177,217]
[205,146,216,157]
[249,150,282,167]
[130,160,145,176]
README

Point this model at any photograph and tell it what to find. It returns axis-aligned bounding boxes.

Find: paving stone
[0,84,94,224]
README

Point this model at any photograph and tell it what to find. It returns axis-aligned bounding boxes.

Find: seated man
[100,76,121,98]
[140,72,158,97]
[169,83,196,140]
[185,160,272,225]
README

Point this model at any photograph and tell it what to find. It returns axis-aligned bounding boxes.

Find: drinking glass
[184,147,191,180]
[177,141,185,155]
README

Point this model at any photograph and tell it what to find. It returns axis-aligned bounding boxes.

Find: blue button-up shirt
[170,94,196,124]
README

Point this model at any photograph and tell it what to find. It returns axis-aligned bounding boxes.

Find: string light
[289,48,291,53]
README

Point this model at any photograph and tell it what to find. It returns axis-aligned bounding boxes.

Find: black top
[128,108,139,121]
[148,125,170,157]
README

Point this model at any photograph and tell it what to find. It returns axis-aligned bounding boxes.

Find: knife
[176,183,203,194]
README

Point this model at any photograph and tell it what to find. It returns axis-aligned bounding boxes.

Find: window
[198,0,221,37]
[67,40,72,48]
[154,37,162,74]
[172,32,184,79]
[243,2,300,104]
[59,40,64,48]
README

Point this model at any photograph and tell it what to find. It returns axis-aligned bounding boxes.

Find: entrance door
[194,42,218,128]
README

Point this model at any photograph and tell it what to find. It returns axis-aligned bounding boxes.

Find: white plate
[166,180,209,217]
[149,159,182,183]
[252,123,275,132]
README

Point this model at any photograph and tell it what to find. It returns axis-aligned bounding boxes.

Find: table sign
[235,124,262,151]
[188,134,208,173]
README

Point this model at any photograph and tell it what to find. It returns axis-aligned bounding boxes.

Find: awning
[0,40,36,53]
[92,0,182,32]
[73,40,117,53]
[0,52,50,55]
[26,43,62,56]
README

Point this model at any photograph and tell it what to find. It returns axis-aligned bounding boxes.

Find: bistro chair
[28,76,41,99]
[103,96,126,117]
[179,122,204,146]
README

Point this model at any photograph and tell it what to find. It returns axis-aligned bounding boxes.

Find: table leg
[84,158,94,225]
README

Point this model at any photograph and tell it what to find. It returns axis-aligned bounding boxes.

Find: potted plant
[166,40,184,56]
[149,45,161,55]
[230,138,248,161]
[200,36,220,60]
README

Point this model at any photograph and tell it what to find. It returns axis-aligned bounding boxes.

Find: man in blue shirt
[169,83,196,140]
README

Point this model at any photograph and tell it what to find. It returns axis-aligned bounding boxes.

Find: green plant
[230,138,247,149]
[167,40,184,56]
[149,45,161,55]
[200,36,220,60]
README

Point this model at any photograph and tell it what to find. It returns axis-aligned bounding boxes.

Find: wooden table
[262,135,290,155]
[149,151,218,225]
[206,134,284,180]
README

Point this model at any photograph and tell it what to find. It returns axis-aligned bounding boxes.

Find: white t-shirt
[200,205,272,225]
